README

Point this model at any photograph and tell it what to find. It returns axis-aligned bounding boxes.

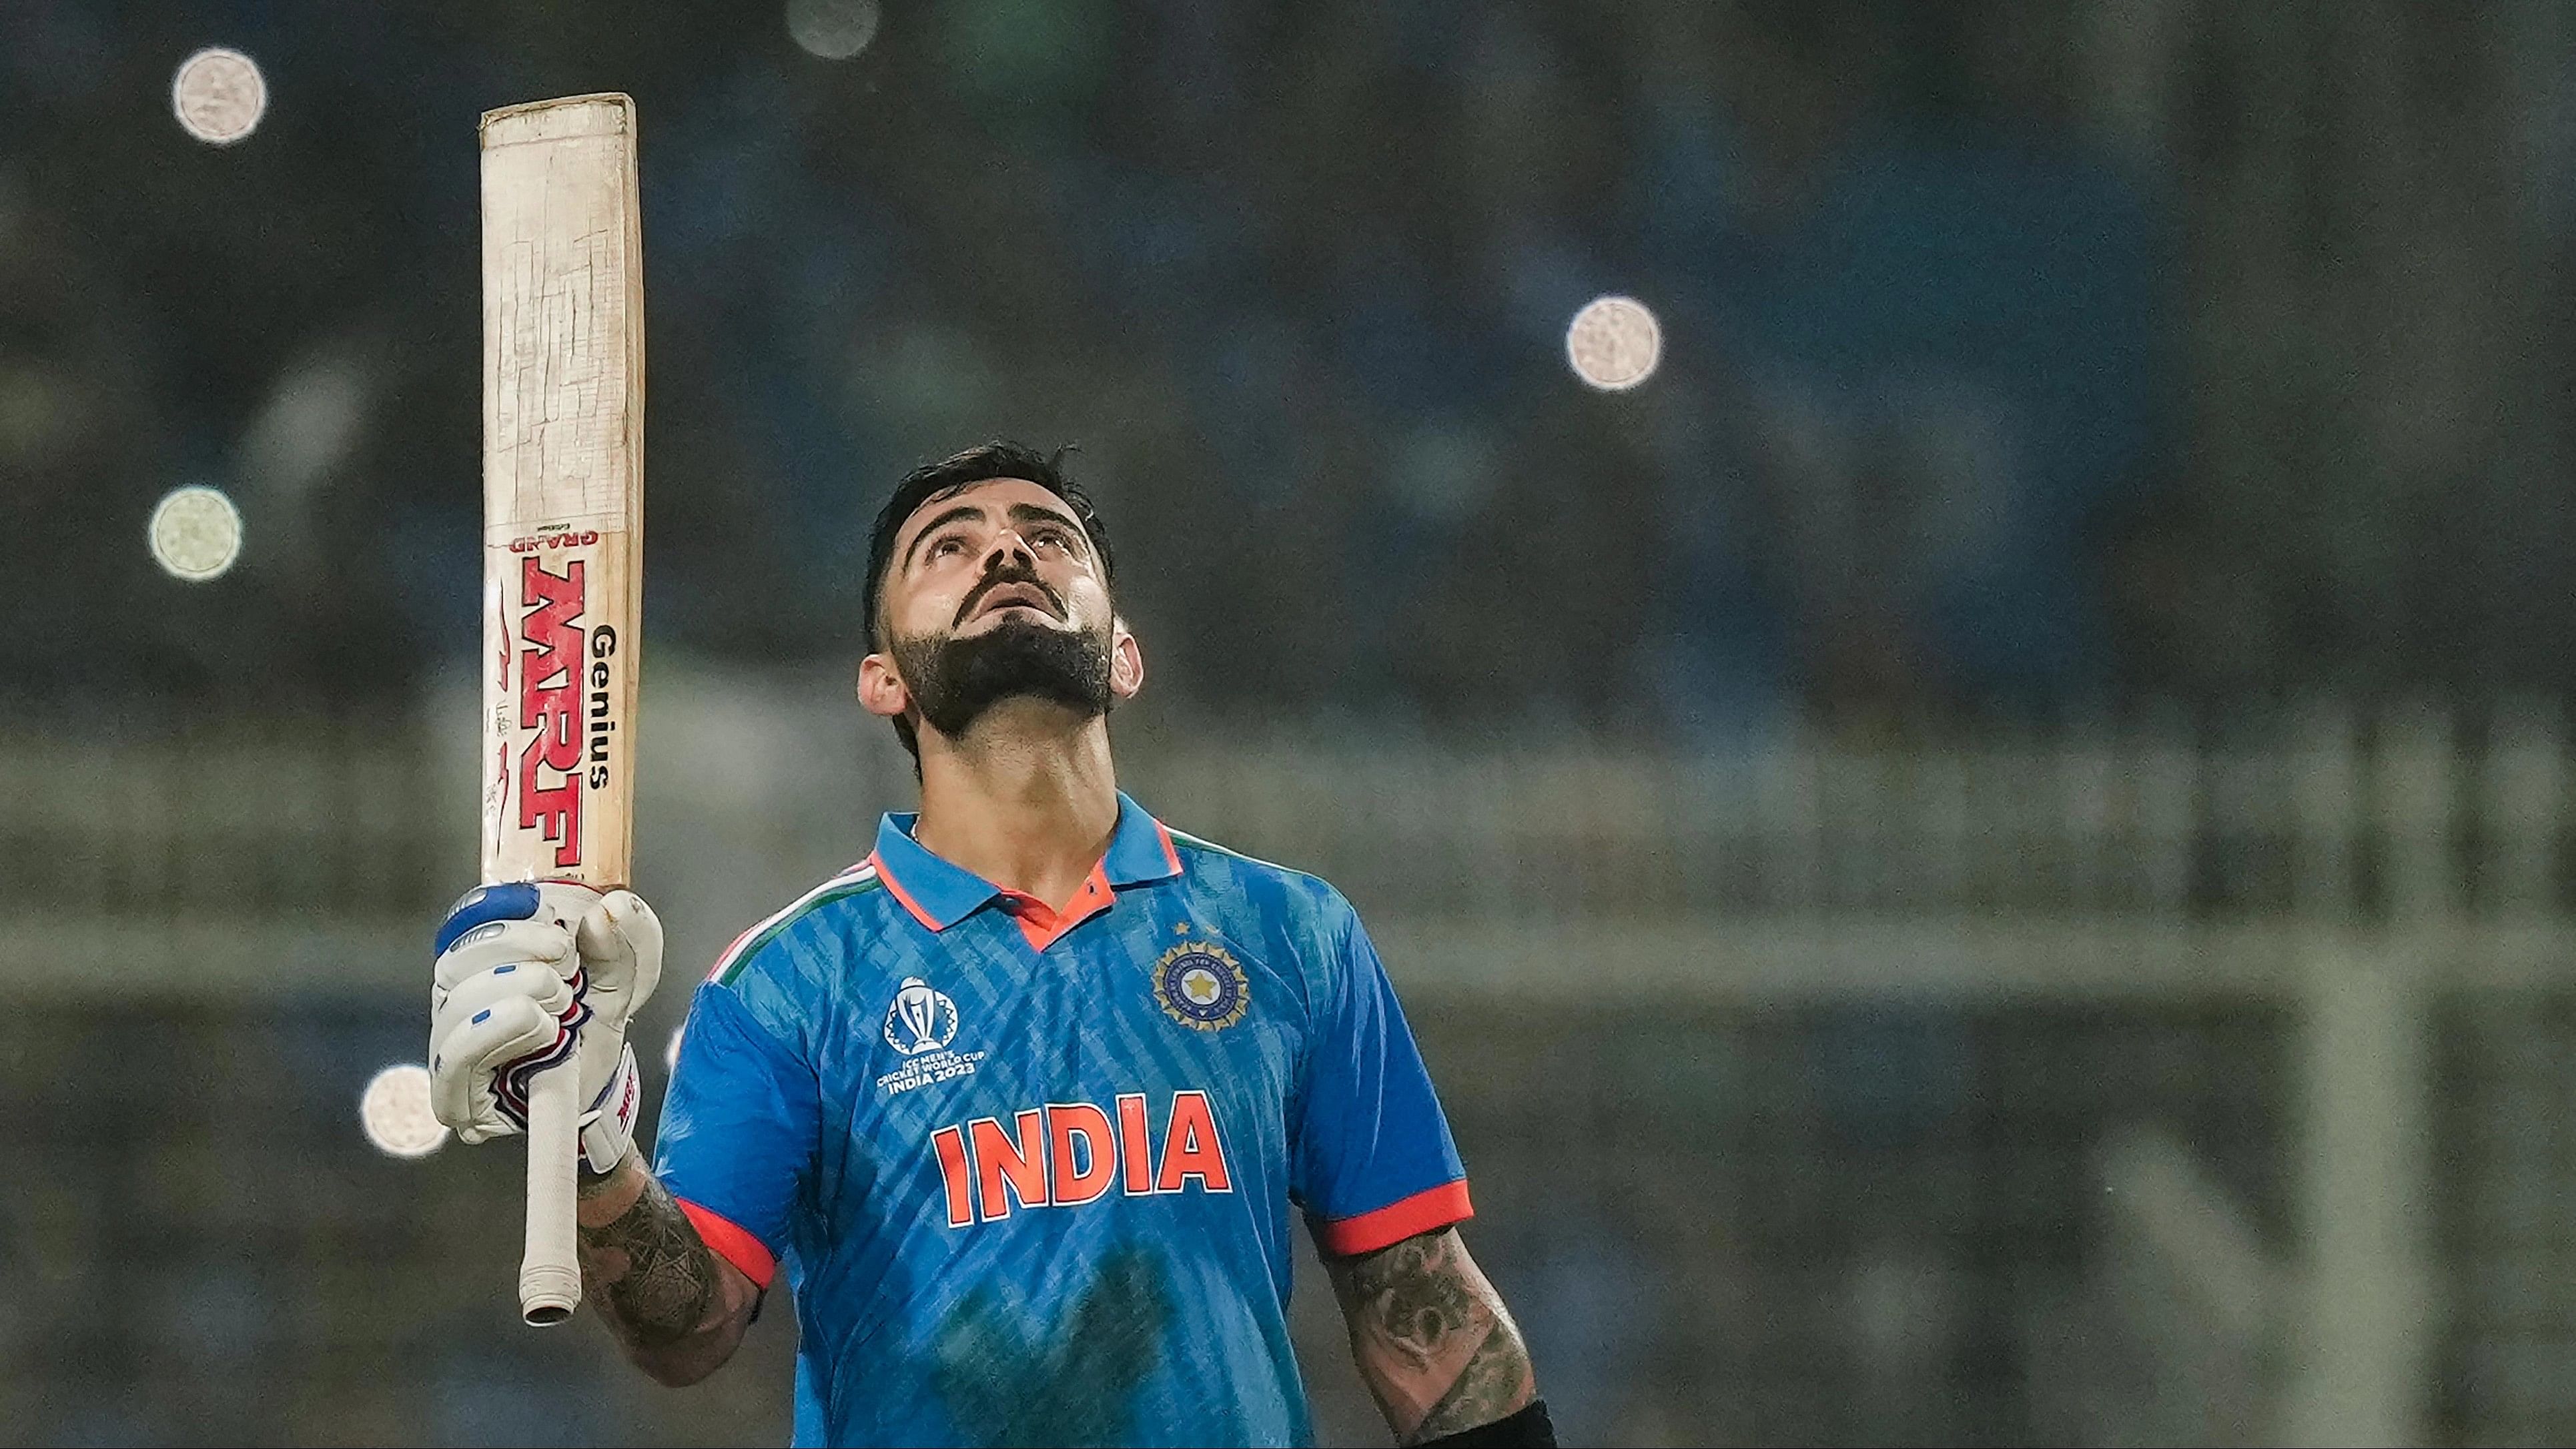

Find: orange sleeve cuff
[676,1197,778,1290]
[1312,1179,1474,1258]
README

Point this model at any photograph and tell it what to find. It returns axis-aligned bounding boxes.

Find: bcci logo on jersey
[877,977,983,1096]
[1154,942,1249,1031]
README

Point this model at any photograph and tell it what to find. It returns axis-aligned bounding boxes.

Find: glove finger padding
[433,955,576,1030]
[430,986,569,1140]
[434,917,578,996]
[495,987,588,1133]
[427,938,580,1139]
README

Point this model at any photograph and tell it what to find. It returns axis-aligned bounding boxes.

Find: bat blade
[478,91,646,1328]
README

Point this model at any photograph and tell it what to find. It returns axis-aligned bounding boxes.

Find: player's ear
[1108,618,1144,702]
[857,650,911,721]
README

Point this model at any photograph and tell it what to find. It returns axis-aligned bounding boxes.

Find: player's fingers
[429,994,562,1130]
[434,917,577,991]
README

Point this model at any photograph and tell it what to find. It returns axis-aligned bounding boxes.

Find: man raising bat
[428,443,1552,1448]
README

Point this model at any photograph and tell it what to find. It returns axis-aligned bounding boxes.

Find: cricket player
[427,442,1551,1448]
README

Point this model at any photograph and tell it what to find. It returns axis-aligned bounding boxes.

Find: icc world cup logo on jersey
[884,977,960,1055]
[1154,941,1249,1031]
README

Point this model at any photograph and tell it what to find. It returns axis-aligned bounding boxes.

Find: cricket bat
[478,93,646,1327]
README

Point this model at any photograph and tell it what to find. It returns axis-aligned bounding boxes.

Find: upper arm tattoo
[1329,1228,1537,1445]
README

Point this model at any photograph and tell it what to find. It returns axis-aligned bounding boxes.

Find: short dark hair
[861,440,1114,652]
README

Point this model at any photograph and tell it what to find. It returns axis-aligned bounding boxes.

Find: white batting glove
[428,881,663,1174]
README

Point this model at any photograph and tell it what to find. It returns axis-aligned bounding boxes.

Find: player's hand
[428,882,664,1173]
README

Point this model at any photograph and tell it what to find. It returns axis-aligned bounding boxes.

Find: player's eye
[928,534,967,559]
[1029,527,1069,551]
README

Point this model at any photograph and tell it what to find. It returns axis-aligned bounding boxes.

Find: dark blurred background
[21,0,2574,732]
[7,1,2576,1445]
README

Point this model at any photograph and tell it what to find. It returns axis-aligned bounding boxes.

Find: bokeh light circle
[171,47,268,145]
[1565,295,1663,392]
[360,1063,450,1159]
[147,486,243,581]
[787,0,882,60]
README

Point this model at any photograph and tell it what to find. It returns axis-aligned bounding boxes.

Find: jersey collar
[869,791,1184,933]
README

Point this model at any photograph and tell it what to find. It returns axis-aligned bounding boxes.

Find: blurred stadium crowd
[0,0,2513,734]
[7,0,2569,732]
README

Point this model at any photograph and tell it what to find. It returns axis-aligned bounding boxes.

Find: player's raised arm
[426,883,765,1385]
[1326,1227,1549,1447]
[572,1153,763,1384]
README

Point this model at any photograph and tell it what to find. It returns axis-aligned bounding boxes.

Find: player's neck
[912,707,1120,913]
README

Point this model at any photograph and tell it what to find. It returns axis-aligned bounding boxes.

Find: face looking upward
[858,477,1143,749]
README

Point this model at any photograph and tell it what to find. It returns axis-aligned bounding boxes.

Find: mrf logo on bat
[509,540,620,868]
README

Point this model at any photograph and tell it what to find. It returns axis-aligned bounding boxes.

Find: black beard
[891,614,1114,744]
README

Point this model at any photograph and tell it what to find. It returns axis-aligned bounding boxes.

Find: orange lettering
[1047,1103,1116,1206]
[1156,1091,1231,1193]
[969,1110,1048,1222]
[1117,1093,1155,1195]
[931,1126,973,1228]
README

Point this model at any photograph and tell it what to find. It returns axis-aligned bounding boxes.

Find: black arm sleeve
[1416,1399,1556,1448]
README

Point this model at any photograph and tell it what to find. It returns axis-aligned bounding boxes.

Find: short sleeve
[1292,898,1471,1257]
[652,980,818,1288]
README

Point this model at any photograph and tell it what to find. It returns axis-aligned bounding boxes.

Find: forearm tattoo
[1333,1229,1537,1445]
[1416,1325,1533,1442]
[576,1169,718,1350]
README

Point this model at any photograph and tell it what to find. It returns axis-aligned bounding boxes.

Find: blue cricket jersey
[653,793,1470,1448]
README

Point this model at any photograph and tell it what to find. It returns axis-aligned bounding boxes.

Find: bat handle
[519,1063,583,1326]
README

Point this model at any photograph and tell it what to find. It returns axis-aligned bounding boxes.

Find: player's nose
[980,530,1037,572]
